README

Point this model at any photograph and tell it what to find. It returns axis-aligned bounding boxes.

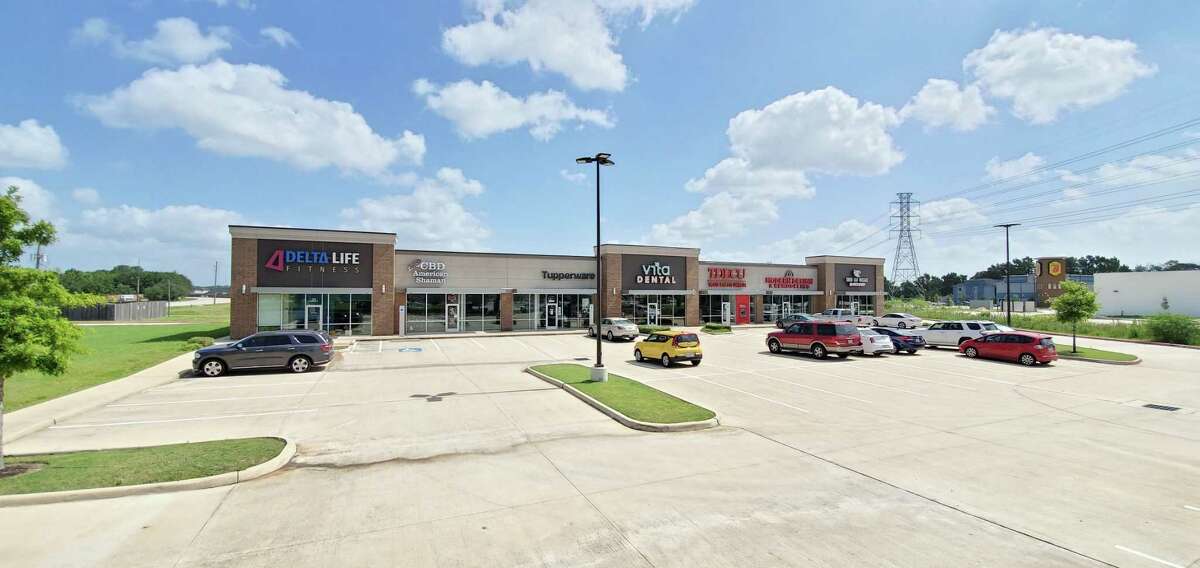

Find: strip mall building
[229,226,886,338]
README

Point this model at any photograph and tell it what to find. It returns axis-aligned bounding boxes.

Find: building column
[874,264,886,316]
[685,257,700,326]
[394,290,407,334]
[753,295,764,323]
[230,237,258,339]
[602,253,622,317]
[370,243,396,336]
[500,291,514,331]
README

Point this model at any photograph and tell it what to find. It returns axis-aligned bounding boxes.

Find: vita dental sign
[636,262,676,285]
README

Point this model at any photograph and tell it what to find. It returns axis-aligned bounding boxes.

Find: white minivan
[912,320,1000,347]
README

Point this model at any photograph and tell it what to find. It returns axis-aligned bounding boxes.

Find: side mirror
[234,343,245,350]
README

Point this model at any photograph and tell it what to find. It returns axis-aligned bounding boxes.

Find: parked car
[766,321,862,359]
[635,330,703,367]
[811,308,873,326]
[774,313,815,328]
[192,330,333,377]
[870,327,926,354]
[909,320,1000,347]
[589,317,639,341]
[856,329,894,356]
[871,312,923,329]
[959,331,1057,366]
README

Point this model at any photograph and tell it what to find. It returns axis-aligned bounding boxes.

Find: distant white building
[1095,271,1200,317]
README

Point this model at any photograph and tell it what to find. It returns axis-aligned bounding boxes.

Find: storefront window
[536,293,593,329]
[763,295,811,321]
[513,294,534,330]
[836,295,875,315]
[258,292,372,336]
[622,294,687,326]
[257,294,283,330]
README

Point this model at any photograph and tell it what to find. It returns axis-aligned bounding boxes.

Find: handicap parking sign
[397,346,423,353]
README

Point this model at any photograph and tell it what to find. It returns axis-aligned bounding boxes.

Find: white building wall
[1095,271,1200,317]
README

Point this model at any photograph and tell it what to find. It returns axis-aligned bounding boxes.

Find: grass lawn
[0,438,285,495]
[1057,346,1139,362]
[532,363,715,424]
[7,323,229,411]
[154,302,230,324]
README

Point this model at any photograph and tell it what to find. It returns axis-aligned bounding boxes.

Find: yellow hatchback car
[634,330,703,367]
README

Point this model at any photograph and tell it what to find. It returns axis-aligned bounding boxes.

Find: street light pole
[995,223,1020,326]
[576,153,614,382]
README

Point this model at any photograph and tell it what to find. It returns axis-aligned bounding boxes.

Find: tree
[1051,280,1099,353]
[1134,260,1200,272]
[972,256,1034,280]
[1066,255,1130,275]
[0,186,96,470]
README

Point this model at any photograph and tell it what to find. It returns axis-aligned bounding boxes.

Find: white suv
[589,318,640,341]
[912,320,1000,347]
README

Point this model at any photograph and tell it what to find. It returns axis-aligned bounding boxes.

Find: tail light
[320,343,333,353]
[850,335,861,345]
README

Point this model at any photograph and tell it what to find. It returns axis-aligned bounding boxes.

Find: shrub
[638,325,670,334]
[186,336,215,348]
[701,323,731,333]
[1144,313,1199,344]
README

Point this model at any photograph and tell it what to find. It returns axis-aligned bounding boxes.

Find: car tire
[768,339,782,354]
[837,353,850,359]
[607,331,614,341]
[964,346,978,358]
[661,353,671,368]
[872,319,879,326]
[587,327,594,337]
[811,344,827,359]
[289,355,312,374]
[1019,353,1037,366]
[199,359,225,377]
[691,360,701,367]
[897,322,907,329]
[634,349,644,362]
[907,350,917,354]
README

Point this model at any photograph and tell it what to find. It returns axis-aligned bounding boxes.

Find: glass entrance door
[647,302,659,326]
[305,305,323,331]
[446,304,461,332]
[545,301,559,329]
[782,301,792,317]
[720,302,731,325]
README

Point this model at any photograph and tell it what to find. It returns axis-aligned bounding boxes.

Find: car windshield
[981,323,999,331]
[612,319,632,325]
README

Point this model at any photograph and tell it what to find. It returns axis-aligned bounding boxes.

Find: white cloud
[900,78,995,131]
[80,59,425,179]
[260,26,298,48]
[443,0,691,92]
[560,169,586,183]
[71,187,101,205]
[0,119,68,169]
[207,0,255,9]
[650,87,903,244]
[412,78,612,140]
[984,152,1045,181]
[339,168,490,249]
[1092,149,1200,186]
[920,197,987,230]
[77,204,244,251]
[964,26,1157,124]
[707,219,881,264]
[0,177,56,221]
[76,17,233,65]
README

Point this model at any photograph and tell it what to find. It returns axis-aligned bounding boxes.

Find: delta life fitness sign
[256,239,373,288]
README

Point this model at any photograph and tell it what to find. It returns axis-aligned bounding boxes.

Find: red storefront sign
[707,267,746,288]
[765,270,814,289]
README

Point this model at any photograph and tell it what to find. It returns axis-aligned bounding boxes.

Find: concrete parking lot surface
[2,331,1197,567]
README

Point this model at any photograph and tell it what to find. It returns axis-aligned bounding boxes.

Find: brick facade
[685,256,700,326]
[371,243,396,335]
[753,294,765,323]
[500,291,514,331]
[602,253,622,318]
[230,237,258,339]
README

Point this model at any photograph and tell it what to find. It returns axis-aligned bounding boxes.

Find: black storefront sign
[621,255,687,290]
[257,239,373,288]
[834,264,875,291]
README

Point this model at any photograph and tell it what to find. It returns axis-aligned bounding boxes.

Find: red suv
[959,331,1057,366]
[766,321,862,359]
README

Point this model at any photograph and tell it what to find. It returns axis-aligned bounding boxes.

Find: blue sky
[3,0,1199,284]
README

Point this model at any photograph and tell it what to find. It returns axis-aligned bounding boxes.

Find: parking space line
[1184,505,1200,512]
[49,408,318,429]
[741,369,876,404]
[107,392,326,407]
[685,375,811,413]
[469,338,486,350]
[742,362,928,398]
[378,340,383,353]
[152,381,319,391]
[1113,545,1185,568]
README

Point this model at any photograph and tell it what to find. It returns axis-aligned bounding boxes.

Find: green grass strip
[1056,346,1138,362]
[1,437,285,495]
[532,364,715,424]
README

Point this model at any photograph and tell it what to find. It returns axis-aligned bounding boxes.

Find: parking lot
[2,330,1197,567]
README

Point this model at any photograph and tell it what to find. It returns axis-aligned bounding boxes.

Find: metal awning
[252,287,372,294]
[404,287,512,294]
[625,289,696,295]
[519,288,597,294]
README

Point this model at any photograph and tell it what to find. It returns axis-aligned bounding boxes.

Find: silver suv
[588,318,640,341]
[193,330,333,377]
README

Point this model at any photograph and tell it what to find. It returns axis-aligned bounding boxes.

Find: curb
[1058,354,1142,366]
[0,437,296,508]
[524,367,719,433]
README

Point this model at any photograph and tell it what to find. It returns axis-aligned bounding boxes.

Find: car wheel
[289,355,312,373]
[691,360,701,367]
[634,349,644,362]
[907,350,917,354]
[811,344,827,359]
[874,352,883,357]
[200,359,225,377]
[897,322,907,329]
[661,353,671,368]
[1019,353,1036,366]
[964,346,978,358]
[607,331,614,341]
[587,327,594,337]
[768,339,782,353]
[872,319,879,326]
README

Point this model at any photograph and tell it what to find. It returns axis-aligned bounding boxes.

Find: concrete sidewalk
[3,352,196,445]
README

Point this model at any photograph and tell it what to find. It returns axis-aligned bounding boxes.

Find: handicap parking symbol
[397,346,423,353]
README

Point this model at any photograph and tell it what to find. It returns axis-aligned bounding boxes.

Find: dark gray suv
[193,330,333,377]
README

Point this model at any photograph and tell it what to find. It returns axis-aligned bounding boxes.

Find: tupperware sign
[257,239,373,288]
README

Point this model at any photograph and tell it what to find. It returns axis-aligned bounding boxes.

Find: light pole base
[590,365,608,382]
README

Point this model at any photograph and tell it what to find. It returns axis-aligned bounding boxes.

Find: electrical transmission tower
[890,192,921,285]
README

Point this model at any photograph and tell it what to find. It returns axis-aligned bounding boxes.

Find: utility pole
[167,277,172,316]
[213,260,219,305]
[890,192,921,289]
[995,223,1020,326]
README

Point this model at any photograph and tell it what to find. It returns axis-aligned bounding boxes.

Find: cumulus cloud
[339,168,490,250]
[900,78,995,131]
[650,87,903,245]
[0,176,56,221]
[595,0,696,27]
[412,78,612,140]
[79,59,425,179]
[984,152,1045,181]
[75,17,233,65]
[964,26,1157,124]
[0,119,68,169]
[920,197,988,230]
[71,187,101,205]
[259,26,298,48]
[207,0,255,9]
[707,219,881,264]
[560,169,586,183]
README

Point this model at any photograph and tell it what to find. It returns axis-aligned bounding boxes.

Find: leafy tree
[939,272,967,297]
[1134,260,1200,272]
[57,266,192,300]
[0,186,98,470]
[1066,255,1130,274]
[1051,280,1100,353]
[972,256,1034,279]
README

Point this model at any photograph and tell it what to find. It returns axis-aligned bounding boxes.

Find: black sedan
[870,327,926,354]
